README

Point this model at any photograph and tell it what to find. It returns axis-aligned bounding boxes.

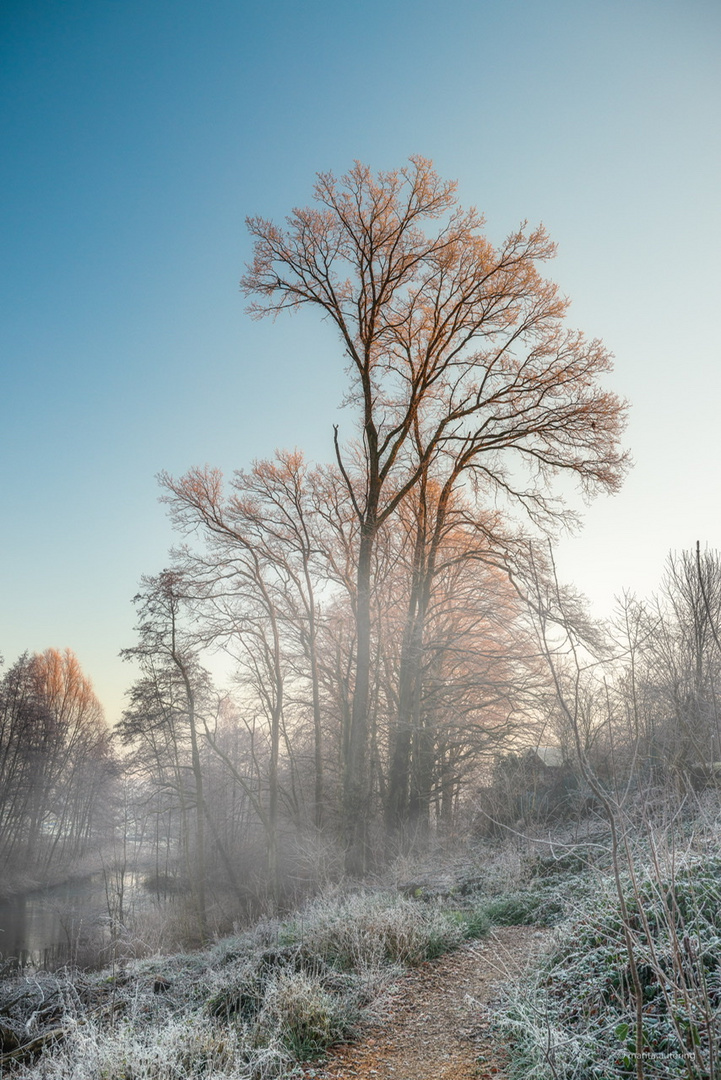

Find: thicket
[502,841,721,1079]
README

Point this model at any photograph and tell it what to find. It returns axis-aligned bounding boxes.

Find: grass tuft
[499,857,721,1079]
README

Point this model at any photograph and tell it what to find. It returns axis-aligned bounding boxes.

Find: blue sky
[1,0,720,723]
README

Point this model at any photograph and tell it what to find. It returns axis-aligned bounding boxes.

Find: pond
[0,871,148,969]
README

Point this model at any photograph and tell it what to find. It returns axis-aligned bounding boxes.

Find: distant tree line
[0,649,113,877]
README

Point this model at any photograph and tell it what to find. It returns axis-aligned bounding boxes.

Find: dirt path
[302,926,550,1080]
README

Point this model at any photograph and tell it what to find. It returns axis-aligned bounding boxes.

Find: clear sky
[1,0,720,724]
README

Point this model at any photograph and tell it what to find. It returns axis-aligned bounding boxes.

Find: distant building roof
[527,745,564,767]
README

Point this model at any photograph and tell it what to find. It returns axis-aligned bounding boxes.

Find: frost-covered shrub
[254,969,350,1056]
[289,892,464,970]
[501,858,721,1079]
[29,1012,253,1080]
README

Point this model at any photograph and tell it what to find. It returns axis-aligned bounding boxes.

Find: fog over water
[0,877,109,969]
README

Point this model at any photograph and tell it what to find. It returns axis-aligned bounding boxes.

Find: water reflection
[0,873,144,969]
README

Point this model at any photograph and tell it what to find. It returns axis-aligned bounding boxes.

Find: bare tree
[626,548,721,785]
[122,573,209,939]
[0,650,111,873]
[160,462,326,904]
[242,158,629,872]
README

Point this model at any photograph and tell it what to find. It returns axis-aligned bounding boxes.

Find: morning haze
[1,3,720,1077]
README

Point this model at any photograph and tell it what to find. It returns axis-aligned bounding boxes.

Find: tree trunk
[174,652,208,942]
[386,609,422,837]
[344,526,373,875]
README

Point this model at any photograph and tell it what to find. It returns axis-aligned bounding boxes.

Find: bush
[500,858,721,1079]
[255,969,351,1057]
[289,892,465,970]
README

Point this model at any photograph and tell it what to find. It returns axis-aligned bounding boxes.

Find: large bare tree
[240,157,628,872]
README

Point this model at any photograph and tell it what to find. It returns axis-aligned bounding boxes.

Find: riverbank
[0,845,121,900]
[0,881,547,1077]
[0,828,583,1075]
[0,848,171,970]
